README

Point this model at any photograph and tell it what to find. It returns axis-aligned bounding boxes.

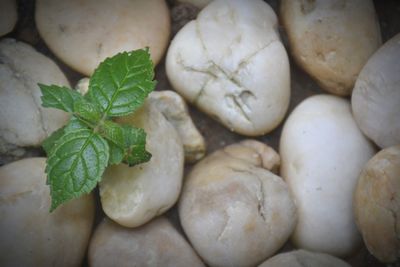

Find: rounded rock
[167,0,290,136]
[35,0,171,75]
[0,38,69,155]
[352,33,400,148]
[99,100,184,228]
[179,140,296,267]
[89,217,205,267]
[354,145,400,263]
[0,158,95,267]
[281,0,381,95]
[280,95,376,257]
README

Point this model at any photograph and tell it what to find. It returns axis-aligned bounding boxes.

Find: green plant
[39,49,156,211]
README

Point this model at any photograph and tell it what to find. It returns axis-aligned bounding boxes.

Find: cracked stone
[179,140,296,267]
[166,0,290,136]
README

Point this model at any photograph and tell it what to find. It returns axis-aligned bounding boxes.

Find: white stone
[352,33,400,148]
[148,90,206,162]
[0,38,69,155]
[0,158,95,267]
[179,140,296,267]
[166,0,290,136]
[89,217,205,267]
[280,95,376,257]
[35,0,171,75]
[99,100,184,228]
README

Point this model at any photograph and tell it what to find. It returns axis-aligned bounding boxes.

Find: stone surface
[89,217,205,267]
[0,38,69,156]
[0,158,95,267]
[35,0,171,75]
[352,33,400,148]
[99,100,184,228]
[281,0,381,95]
[167,0,290,136]
[148,90,206,163]
[354,145,400,263]
[179,140,296,267]
[258,249,351,267]
[280,95,376,257]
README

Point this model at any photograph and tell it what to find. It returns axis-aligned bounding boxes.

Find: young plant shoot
[39,49,156,211]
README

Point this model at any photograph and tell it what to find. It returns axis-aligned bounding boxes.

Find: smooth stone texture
[0,0,17,36]
[281,0,381,95]
[0,158,95,267]
[0,38,70,155]
[280,95,376,257]
[179,140,296,267]
[167,0,290,136]
[35,0,170,75]
[352,33,400,148]
[89,217,205,267]
[258,250,351,267]
[354,145,400,263]
[100,100,184,228]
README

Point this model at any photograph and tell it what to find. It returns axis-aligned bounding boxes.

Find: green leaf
[65,116,90,131]
[100,121,151,166]
[107,141,124,165]
[42,127,65,155]
[100,120,125,145]
[121,125,151,166]
[42,115,94,156]
[73,99,101,124]
[39,84,85,113]
[39,50,155,211]
[87,50,156,117]
[46,128,109,211]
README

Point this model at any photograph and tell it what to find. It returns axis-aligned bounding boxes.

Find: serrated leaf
[39,50,155,212]
[88,50,156,117]
[42,127,65,155]
[46,128,109,211]
[100,120,151,166]
[39,84,85,113]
